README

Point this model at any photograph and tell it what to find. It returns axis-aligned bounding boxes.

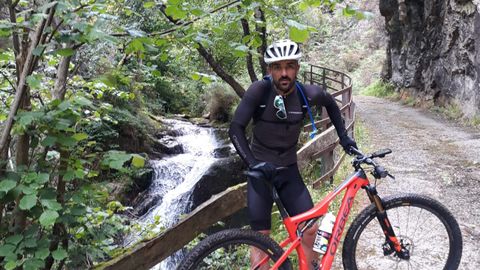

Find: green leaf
[35,248,50,260]
[6,235,23,246]
[58,100,71,111]
[131,155,145,168]
[126,39,145,54]
[72,133,88,141]
[21,185,36,195]
[143,1,155,8]
[52,248,67,261]
[19,194,37,210]
[41,136,57,147]
[57,135,76,147]
[233,44,249,57]
[5,261,17,270]
[32,45,46,56]
[164,5,186,20]
[23,258,44,270]
[0,180,16,193]
[286,19,311,43]
[41,199,62,211]
[0,244,16,256]
[24,237,37,248]
[191,73,201,80]
[70,205,86,216]
[26,75,41,89]
[151,70,161,77]
[54,48,75,57]
[343,5,357,16]
[36,173,49,184]
[103,151,132,170]
[39,210,59,227]
[201,76,211,84]
[0,52,10,61]
[289,27,309,43]
[63,170,75,181]
[75,96,93,106]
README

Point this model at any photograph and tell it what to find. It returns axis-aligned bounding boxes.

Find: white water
[126,119,220,269]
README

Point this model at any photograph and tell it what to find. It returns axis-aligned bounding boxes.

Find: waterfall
[126,118,220,269]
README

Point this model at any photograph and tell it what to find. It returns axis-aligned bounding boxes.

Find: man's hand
[339,134,357,154]
[249,162,277,182]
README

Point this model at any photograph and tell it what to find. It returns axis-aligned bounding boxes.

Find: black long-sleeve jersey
[229,80,347,167]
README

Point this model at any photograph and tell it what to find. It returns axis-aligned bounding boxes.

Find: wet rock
[157,136,184,154]
[213,146,234,158]
[190,156,246,210]
[132,193,162,217]
[121,168,154,206]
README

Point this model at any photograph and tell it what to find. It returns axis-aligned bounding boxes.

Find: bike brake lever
[387,173,395,180]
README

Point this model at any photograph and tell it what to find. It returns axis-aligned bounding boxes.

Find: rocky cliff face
[380,0,480,117]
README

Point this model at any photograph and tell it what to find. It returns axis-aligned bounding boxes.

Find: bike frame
[261,170,371,270]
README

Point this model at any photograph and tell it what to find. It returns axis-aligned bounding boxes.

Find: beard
[273,77,296,93]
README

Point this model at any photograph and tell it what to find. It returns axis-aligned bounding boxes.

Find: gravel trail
[354,96,480,270]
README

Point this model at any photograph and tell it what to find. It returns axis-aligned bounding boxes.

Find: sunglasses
[274,95,287,119]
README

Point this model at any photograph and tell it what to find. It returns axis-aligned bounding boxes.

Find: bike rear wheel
[342,194,462,270]
[177,228,293,270]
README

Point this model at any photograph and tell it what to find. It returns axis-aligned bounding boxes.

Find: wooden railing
[94,65,354,270]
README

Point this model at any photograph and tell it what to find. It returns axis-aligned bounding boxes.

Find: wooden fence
[94,64,354,270]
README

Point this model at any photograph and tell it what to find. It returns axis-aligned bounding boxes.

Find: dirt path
[354,96,480,270]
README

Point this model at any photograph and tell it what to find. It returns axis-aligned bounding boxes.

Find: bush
[205,84,239,122]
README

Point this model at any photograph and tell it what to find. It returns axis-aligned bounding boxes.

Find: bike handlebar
[349,147,395,179]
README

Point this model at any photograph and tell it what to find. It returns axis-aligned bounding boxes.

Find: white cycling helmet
[264,39,302,64]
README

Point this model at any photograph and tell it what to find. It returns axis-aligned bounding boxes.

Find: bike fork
[364,185,410,260]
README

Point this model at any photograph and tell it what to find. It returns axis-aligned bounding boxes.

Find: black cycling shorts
[247,163,314,231]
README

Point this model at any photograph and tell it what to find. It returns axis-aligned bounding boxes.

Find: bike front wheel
[177,228,293,270]
[342,194,462,270]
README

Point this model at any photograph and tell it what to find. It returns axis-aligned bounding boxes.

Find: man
[228,39,357,269]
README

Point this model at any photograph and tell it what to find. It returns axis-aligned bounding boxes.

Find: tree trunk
[11,90,31,234]
[240,17,258,83]
[45,54,72,270]
[255,7,268,77]
[196,43,246,97]
[52,55,73,100]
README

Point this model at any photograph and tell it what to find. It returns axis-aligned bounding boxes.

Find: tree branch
[197,43,245,97]
[32,3,58,74]
[0,70,16,91]
[157,0,246,97]
[111,0,242,38]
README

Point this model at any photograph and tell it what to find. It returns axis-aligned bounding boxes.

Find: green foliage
[431,102,464,121]
[361,80,396,98]
[1,91,145,269]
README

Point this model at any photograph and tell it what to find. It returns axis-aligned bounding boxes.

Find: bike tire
[177,228,293,270]
[342,194,462,270]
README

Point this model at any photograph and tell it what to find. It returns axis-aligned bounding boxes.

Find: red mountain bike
[178,148,463,270]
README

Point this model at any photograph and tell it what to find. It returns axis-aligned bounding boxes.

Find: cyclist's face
[268,60,299,94]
